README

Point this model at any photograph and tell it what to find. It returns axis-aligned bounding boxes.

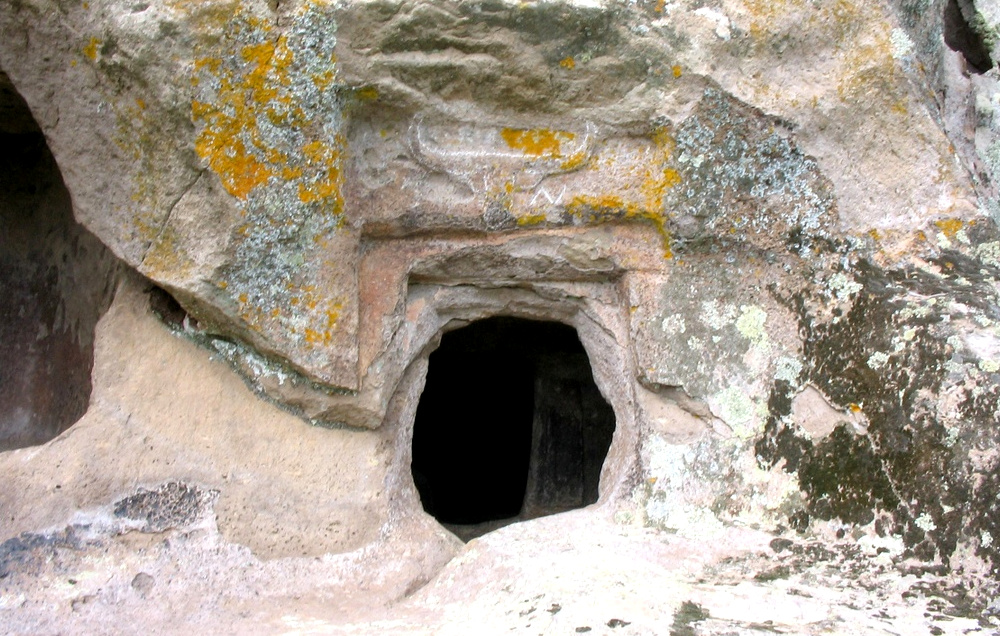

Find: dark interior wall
[0,70,119,451]
[523,353,617,518]
[411,317,616,532]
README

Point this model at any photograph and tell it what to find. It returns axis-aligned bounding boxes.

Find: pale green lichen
[889,28,914,59]
[701,300,736,330]
[979,359,1000,373]
[827,272,863,301]
[915,513,937,532]
[735,304,768,345]
[867,351,890,369]
[641,436,727,538]
[774,356,802,383]
[976,241,1000,267]
[660,314,687,335]
[713,385,759,439]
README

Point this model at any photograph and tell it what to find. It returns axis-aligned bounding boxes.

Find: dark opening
[944,0,994,74]
[0,69,118,451]
[411,317,616,540]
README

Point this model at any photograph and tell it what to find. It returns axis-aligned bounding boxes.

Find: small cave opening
[944,0,994,74]
[410,317,616,541]
[0,70,118,451]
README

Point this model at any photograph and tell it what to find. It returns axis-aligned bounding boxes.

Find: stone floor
[3,508,997,635]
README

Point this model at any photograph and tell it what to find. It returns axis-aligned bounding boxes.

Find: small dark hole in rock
[944,0,994,74]
[148,286,188,329]
[411,317,616,540]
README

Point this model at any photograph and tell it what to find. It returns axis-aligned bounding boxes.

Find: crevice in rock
[410,316,616,541]
[147,285,189,330]
[944,0,994,74]
[0,71,119,451]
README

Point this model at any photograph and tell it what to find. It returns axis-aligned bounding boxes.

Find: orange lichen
[191,17,345,213]
[296,136,345,213]
[501,128,576,159]
[671,65,682,78]
[934,218,963,238]
[301,301,343,346]
[559,56,575,70]
[566,195,673,259]
[555,127,679,258]
[560,151,588,171]
[83,37,101,61]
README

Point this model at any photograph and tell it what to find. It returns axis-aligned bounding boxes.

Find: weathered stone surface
[2,0,1000,631]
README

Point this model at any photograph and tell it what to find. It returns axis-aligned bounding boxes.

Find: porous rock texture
[3,0,1000,633]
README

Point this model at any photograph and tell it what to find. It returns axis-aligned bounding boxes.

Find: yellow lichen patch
[934,218,963,238]
[517,213,547,227]
[740,0,803,42]
[640,127,680,211]
[142,225,196,279]
[83,37,101,61]
[296,138,345,214]
[559,56,575,70]
[671,65,682,78]
[641,166,681,208]
[554,127,679,258]
[312,69,338,91]
[560,151,589,171]
[355,86,379,101]
[190,9,346,216]
[501,128,576,159]
[111,93,186,252]
[566,194,673,258]
[301,300,343,346]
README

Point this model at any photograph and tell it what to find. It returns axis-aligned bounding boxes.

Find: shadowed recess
[411,317,616,540]
[0,70,118,451]
[944,0,994,74]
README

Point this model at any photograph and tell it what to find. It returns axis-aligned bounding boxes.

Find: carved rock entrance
[411,317,615,540]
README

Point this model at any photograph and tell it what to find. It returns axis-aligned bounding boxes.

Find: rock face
[2,0,1000,632]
